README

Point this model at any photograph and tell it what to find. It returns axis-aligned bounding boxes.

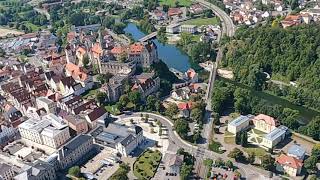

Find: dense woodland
[211,80,320,140]
[0,1,48,32]
[222,25,320,112]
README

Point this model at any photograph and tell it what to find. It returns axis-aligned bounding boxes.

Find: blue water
[124,23,191,72]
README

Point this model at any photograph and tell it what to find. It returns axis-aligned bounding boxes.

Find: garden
[133,149,162,180]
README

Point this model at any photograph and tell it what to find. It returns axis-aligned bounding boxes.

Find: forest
[211,80,320,140]
[0,1,48,32]
[222,24,320,112]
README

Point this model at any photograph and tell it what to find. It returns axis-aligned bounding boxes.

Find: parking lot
[81,147,119,180]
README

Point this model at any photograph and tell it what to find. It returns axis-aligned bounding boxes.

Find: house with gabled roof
[276,154,303,177]
[252,114,280,133]
[131,73,160,100]
[178,101,192,118]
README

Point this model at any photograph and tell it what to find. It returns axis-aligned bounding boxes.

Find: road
[118,112,271,179]
[194,0,235,37]
[191,0,236,177]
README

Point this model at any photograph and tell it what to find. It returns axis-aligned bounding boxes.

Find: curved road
[194,0,235,37]
[118,112,270,179]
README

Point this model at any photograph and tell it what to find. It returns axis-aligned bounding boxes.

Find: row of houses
[281,6,320,28]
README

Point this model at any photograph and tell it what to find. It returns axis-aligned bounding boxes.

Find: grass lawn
[159,0,192,7]
[182,17,220,26]
[83,89,98,99]
[209,140,224,154]
[224,137,235,144]
[133,149,162,180]
[105,105,121,115]
[23,22,43,32]
[191,34,200,42]
[224,130,235,144]
[243,147,267,158]
[252,129,266,136]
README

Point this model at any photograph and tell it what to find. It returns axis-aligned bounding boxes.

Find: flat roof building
[18,114,70,149]
[91,123,144,157]
[287,144,306,160]
[262,125,288,149]
[228,115,253,134]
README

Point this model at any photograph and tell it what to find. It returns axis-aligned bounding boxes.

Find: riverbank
[124,23,192,72]
[220,77,320,123]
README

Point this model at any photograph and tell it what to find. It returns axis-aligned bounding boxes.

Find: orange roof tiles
[178,102,192,110]
[284,15,301,21]
[111,46,127,55]
[168,8,183,16]
[130,43,144,54]
[186,68,197,79]
[65,63,88,81]
[77,46,86,55]
[91,43,103,54]
[253,114,279,127]
[276,154,303,169]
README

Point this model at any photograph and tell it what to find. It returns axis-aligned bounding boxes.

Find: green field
[243,147,267,158]
[159,0,192,7]
[209,140,224,154]
[133,149,162,180]
[105,105,121,115]
[182,17,220,26]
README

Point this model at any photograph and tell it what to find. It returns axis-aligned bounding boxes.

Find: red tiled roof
[77,46,86,55]
[178,101,192,110]
[168,8,183,16]
[65,63,88,81]
[253,114,279,127]
[186,68,196,79]
[130,43,144,54]
[91,43,103,54]
[276,154,303,169]
[111,46,127,55]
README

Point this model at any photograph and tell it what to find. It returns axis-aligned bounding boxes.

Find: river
[124,23,191,72]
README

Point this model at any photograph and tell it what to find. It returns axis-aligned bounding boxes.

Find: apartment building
[57,134,94,169]
[91,123,144,157]
[0,163,15,180]
[14,160,56,180]
[18,114,70,149]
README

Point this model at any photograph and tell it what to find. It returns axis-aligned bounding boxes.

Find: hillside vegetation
[222,25,320,112]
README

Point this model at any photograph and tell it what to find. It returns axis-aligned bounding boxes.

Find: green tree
[260,154,275,171]
[82,54,90,68]
[146,95,157,111]
[68,166,81,177]
[304,155,318,173]
[180,163,192,180]
[96,73,113,84]
[280,108,300,129]
[225,160,233,168]
[228,148,244,162]
[240,131,248,147]
[128,91,141,106]
[311,143,320,157]
[190,108,203,122]
[290,0,299,10]
[96,92,106,105]
[165,103,179,118]
[215,158,224,167]
[203,159,213,167]
[119,51,128,63]
[174,119,190,139]
[179,32,192,46]
[247,152,256,164]
[109,163,130,180]
[299,116,320,140]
